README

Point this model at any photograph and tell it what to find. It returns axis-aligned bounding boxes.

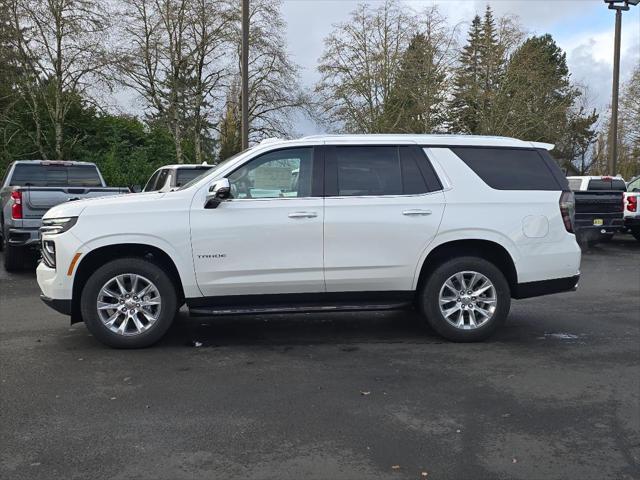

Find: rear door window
[327,146,402,196]
[451,148,562,190]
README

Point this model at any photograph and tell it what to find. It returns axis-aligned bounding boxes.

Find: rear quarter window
[451,148,563,191]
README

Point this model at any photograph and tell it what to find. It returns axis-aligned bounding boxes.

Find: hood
[43,192,166,220]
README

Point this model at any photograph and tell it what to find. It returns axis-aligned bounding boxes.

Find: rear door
[323,145,445,292]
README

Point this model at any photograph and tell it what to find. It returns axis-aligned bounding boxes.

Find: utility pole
[605,0,638,176]
[241,0,249,151]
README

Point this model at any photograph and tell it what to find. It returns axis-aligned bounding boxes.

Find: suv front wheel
[420,256,511,342]
[80,257,178,348]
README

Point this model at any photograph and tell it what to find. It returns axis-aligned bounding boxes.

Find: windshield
[177,150,252,191]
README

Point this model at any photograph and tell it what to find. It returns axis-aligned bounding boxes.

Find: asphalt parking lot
[1,238,639,480]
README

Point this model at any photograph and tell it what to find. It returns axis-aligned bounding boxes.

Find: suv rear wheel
[80,257,177,348]
[419,256,511,342]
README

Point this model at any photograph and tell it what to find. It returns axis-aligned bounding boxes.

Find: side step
[189,301,412,317]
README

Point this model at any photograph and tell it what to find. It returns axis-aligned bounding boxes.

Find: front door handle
[402,209,432,216]
[288,211,318,219]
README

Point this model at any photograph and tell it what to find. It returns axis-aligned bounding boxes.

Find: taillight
[559,191,575,233]
[10,191,22,219]
[628,195,638,213]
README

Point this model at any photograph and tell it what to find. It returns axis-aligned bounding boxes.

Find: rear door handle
[288,211,318,219]
[403,209,432,216]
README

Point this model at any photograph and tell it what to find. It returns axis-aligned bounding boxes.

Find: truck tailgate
[573,190,624,232]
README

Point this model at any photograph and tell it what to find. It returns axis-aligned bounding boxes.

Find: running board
[189,301,412,317]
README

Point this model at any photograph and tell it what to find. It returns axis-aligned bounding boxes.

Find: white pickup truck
[624,175,640,241]
[36,135,581,348]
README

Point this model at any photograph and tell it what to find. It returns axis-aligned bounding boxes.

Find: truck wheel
[419,256,511,342]
[3,242,25,272]
[80,257,177,348]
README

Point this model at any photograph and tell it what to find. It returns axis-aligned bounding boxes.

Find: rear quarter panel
[417,148,581,286]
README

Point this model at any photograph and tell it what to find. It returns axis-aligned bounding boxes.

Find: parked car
[143,164,214,192]
[566,176,625,245]
[0,160,130,272]
[37,135,581,348]
[624,175,640,241]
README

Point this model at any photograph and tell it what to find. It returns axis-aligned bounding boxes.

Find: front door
[190,147,325,298]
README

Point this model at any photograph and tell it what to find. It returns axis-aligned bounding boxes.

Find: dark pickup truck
[1,161,130,271]
[567,176,625,245]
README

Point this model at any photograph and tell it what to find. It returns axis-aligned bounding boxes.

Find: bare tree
[315,0,414,133]
[6,0,109,160]
[224,0,309,143]
[115,0,191,163]
[115,0,234,163]
[185,0,232,163]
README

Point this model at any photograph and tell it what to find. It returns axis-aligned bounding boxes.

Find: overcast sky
[280,0,640,134]
[111,0,640,136]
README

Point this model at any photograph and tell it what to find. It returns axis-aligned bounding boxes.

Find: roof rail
[259,137,283,145]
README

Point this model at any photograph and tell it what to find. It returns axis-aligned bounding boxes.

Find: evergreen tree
[494,34,579,143]
[450,6,508,134]
[382,33,447,133]
[449,14,483,133]
[218,94,242,161]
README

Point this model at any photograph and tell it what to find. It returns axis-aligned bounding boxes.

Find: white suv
[37,135,581,348]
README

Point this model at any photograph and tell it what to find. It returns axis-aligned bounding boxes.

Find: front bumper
[40,295,72,316]
[512,274,580,299]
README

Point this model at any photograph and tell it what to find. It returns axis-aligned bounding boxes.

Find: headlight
[40,217,78,235]
[41,240,56,268]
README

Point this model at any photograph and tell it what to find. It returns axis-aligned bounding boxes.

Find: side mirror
[205,178,231,209]
[130,185,142,193]
[633,188,640,192]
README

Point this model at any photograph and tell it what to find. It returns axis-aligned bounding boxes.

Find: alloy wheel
[438,270,497,330]
[96,274,162,336]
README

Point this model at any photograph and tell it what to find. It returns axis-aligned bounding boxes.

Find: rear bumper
[512,274,580,299]
[40,295,72,316]
[7,227,40,247]
[624,216,640,228]
[575,216,624,234]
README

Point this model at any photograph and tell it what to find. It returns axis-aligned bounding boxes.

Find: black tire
[419,256,511,342]
[4,242,25,272]
[632,228,640,242]
[80,257,177,348]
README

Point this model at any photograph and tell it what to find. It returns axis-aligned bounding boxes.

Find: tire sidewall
[421,256,511,342]
[80,257,177,348]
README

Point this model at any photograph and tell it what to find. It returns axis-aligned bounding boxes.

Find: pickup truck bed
[1,160,130,271]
